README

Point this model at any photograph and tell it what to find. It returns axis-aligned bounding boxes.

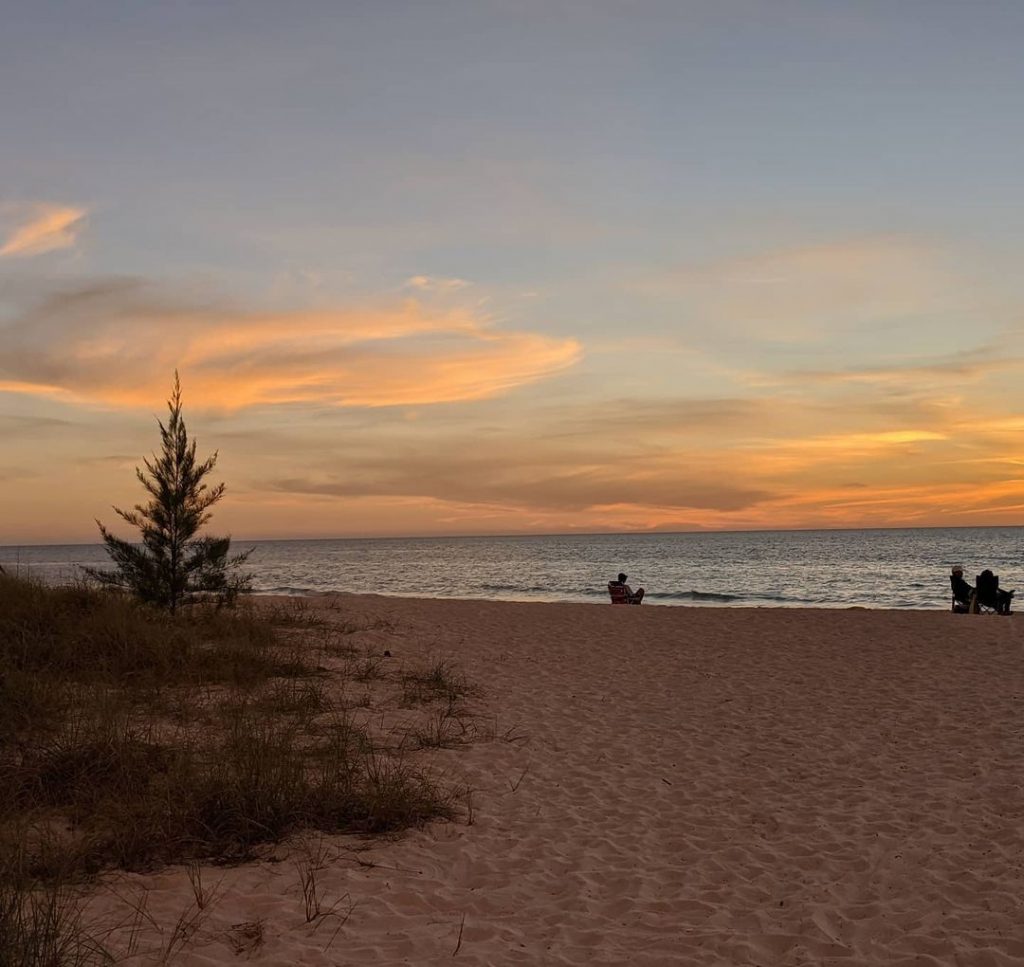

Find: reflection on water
[3,528,1021,610]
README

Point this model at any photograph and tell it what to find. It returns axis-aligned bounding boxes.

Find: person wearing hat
[950,565,976,613]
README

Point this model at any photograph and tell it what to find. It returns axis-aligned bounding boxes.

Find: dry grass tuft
[0,841,111,966]
[400,659,472,707]
[0,574,464,963]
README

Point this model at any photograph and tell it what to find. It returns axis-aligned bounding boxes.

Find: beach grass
[0,573,458,961]
[0,872,111,967]
[400,658,473,707]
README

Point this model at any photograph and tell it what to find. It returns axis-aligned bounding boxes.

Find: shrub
[84,373,250,612]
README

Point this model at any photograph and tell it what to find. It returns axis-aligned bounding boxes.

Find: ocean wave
[650,589,743,602]
[480,582,559,594]
[254,585,319,596]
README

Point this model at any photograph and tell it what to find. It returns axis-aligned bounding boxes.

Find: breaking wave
[650,589,743,602]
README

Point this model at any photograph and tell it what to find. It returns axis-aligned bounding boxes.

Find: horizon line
[3,521,1024,550]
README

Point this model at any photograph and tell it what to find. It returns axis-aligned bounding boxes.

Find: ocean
[1,527,1021,610]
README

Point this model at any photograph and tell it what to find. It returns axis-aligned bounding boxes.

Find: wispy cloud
[0,204,87,258]
[648,236,961,342]
[0,414,74,436]
[751,350,1024,389]
[244,382,1024,530]
[266,446,771,514]
[5,374,1024,539]
[0,279,581,409]
[405,275,470,293]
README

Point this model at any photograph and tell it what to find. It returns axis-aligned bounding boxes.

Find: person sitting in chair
[609,572,645,605]
[950,565,975,613]
[976,569,1014,615]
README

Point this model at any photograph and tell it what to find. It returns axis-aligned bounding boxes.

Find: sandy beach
[89,597,1024,966]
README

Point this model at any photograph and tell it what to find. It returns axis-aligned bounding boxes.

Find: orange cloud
[0,204,87,258]
[733,428,950,478]
[0,280,581,409]
[5,265,1024,539]
[4,382,1024,541]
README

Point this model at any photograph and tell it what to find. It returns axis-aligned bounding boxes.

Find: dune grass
[0,875,111,967]
[0,574,458,962]
[400,658,472,707]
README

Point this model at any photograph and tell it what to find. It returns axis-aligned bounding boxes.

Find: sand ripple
[91,600,1023,965]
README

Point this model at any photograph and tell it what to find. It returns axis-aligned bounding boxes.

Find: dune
[88,597,1024,965]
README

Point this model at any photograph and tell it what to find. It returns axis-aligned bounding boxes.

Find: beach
[90,597,1024,965]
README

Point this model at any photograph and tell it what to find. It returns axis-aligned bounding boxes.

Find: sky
[3,0,1024,544]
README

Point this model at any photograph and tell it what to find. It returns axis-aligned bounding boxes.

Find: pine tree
[86,373,250,611]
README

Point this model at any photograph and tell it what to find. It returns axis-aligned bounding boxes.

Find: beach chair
[608,582,630,604]
[950,575,974,613]
[975,571,1014,615]
[608,582,645,605]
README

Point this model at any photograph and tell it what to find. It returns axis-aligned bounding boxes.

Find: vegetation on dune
[0,371,480,960]
[0,870,110,967]
[0,573,463,962]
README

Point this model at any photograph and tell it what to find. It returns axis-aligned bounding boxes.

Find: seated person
[950,565,975,612]
[975,569,1014,615]
[609,572,645,605]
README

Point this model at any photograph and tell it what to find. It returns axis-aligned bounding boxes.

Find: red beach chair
[608,581,644,605]
[608,582,630,605]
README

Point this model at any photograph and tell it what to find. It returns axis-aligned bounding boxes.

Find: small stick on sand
[452,913,466,956]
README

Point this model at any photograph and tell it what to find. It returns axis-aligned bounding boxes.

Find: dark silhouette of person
[610,572,645,605]
[950,565,974,612]
[975,569,1014,615]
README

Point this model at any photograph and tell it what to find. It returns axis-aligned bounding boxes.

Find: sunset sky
[3,1,1024,543]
